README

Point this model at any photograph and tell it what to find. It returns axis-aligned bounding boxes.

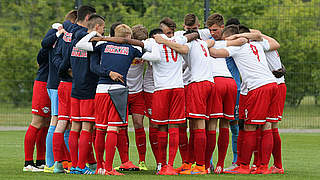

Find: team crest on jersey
[71,47,87,58]
[63,32,72,42]
[42,107,49,114]
[131,58,143,65]
[104,45,129,55]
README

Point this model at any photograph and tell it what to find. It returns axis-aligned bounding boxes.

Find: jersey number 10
[163,45,178,62]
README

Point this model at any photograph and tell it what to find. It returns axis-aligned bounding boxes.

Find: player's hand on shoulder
[154,34,166,44]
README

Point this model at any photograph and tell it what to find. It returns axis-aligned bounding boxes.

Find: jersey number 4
[163,45,178,62]
[250,44,260,62]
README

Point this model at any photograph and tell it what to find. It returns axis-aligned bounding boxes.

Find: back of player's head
[115,24,132,38]
[65,10,77,23]
[222,25,239,37]
[110,22,122,37]
[184,13,199,26]
[149,28,163,38]
[132,25,148,40]
[239,24,250,33]
[77,5,96,22]
[206,13,224,27]
[159,17,176,31]
[87,14,105,30]
[225,18,240,26]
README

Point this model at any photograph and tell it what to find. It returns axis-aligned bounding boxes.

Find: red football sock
[260,129,273,166]
[178,126,188,163]
[95,129,106,169]
[24,125,40,161]
[92,129,96,142]
[188,129,195,163]
[193,129,206,166]
[205,130,216,169]
[272,128,282,169]
[149,127,159,163]
[168,128,179,166]
[105,131,118,171]
[87,140,96,164]
[158,131,168,165]
[68,131,80,168]
[241,131,256,166]
[36,126,48,161]
[217,128,229,168]
[117,128,129,163]
[53,132,64,162]
[135,128,146,162]
[236,129,245,165]
[62,142,71,161]
[253,128,262,166]
[77,130,92,169]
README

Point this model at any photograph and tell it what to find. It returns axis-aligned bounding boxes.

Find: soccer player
[23,47,51,172]
[127,25,148,170]
[210,25,280,174]
[76,24,143,175]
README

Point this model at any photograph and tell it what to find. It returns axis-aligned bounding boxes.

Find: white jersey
[225,42,276,91]
[143,62,155,93]
[184,39,214,83]
[183,67,192,85]
[151,35,187,91]
[265,50,285,84]
[126,47,144,94]
[211,41,233,78]
[174,29,211,40]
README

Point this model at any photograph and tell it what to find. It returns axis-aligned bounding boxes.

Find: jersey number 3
[250,44,260,62]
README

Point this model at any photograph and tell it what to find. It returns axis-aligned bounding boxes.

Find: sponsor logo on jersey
[104,45,129,55]
[71,47,87,58]
[63,32,72,42]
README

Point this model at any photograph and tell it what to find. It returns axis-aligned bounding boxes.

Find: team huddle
[23,5,287,176]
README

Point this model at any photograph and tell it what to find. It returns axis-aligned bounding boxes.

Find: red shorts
[210,77,237,120]
[238,94,247,120]
[277,83,287,120]
[186,81,215,120]
[58,82,72,121]
[31,80,51,118]
[70,97,95,122]
[143,91,153,118]
[95,93,128,129]
[151,88,186,125]
[244,83,279,125]
[128,91,145,115]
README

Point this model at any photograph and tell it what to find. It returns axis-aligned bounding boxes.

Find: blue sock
[46,125,56,167]
[230,124,239,164]
[64,129,70,152]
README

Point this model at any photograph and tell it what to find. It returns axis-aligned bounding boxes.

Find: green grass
[0,131,320,179]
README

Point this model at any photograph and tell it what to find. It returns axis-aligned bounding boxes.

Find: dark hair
[159,17,176,30]
[184,13,199,26]
[110,22,122,37]
[225,18,240,26]
[239,24,250,33]
[87,14,105,30]
[222,25,239,37]
[206,13,224,27]
[149,28,163,38]
[183,29,198,35]
[132,25,148,40]
[65,10,77,23]
[77,5,96,22]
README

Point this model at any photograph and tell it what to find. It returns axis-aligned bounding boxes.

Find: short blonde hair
[114,24,132,38]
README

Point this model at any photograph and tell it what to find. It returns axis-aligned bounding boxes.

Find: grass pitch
[0,131,320,179]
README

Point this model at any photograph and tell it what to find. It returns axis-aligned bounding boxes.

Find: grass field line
[1,126,320,133]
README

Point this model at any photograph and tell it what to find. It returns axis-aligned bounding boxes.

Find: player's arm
[225,37,248,46]
[261,34,280,51]
[37,48,49,66]
[205,39,215,48]
[184,32,200,42]
[76,31,99,51]
[90,36,144,48]
[226,32,262,41]
[41,28,65,48]
[209,48,229,58]
[142,43,160,62]
[153,34,189,54]
[89,50,108,77]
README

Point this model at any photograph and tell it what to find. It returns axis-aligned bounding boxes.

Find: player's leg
[52,120,69,173]
[132,113,147,169]
[157,124,169,174]
[105,126,124,175]
[35,119,49,169]
[206,118,217,171]
[215,118,230,173]
[229,90,240,165]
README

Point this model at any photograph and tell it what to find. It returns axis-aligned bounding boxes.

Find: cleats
[115,161,140,171]
[69,167,80,174]
[156,163,162,174]
[138,161,148,170]
[180,165,207,175]
[36,164,45,170]
[224,164,250,174]
[105,169,124,176]
[270,165,284,174]
[175,163,192,173]
[159,165,178,175]
[23,165,43,172]
[43,165,54,173]
[53,162,65,173]
[254,165,272,174]
[75,166,94,175]
[95,168,106,175]
[214,165,223,174]
[88,163,97,172]
[224,163,238,171]
[250,165,258,174]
